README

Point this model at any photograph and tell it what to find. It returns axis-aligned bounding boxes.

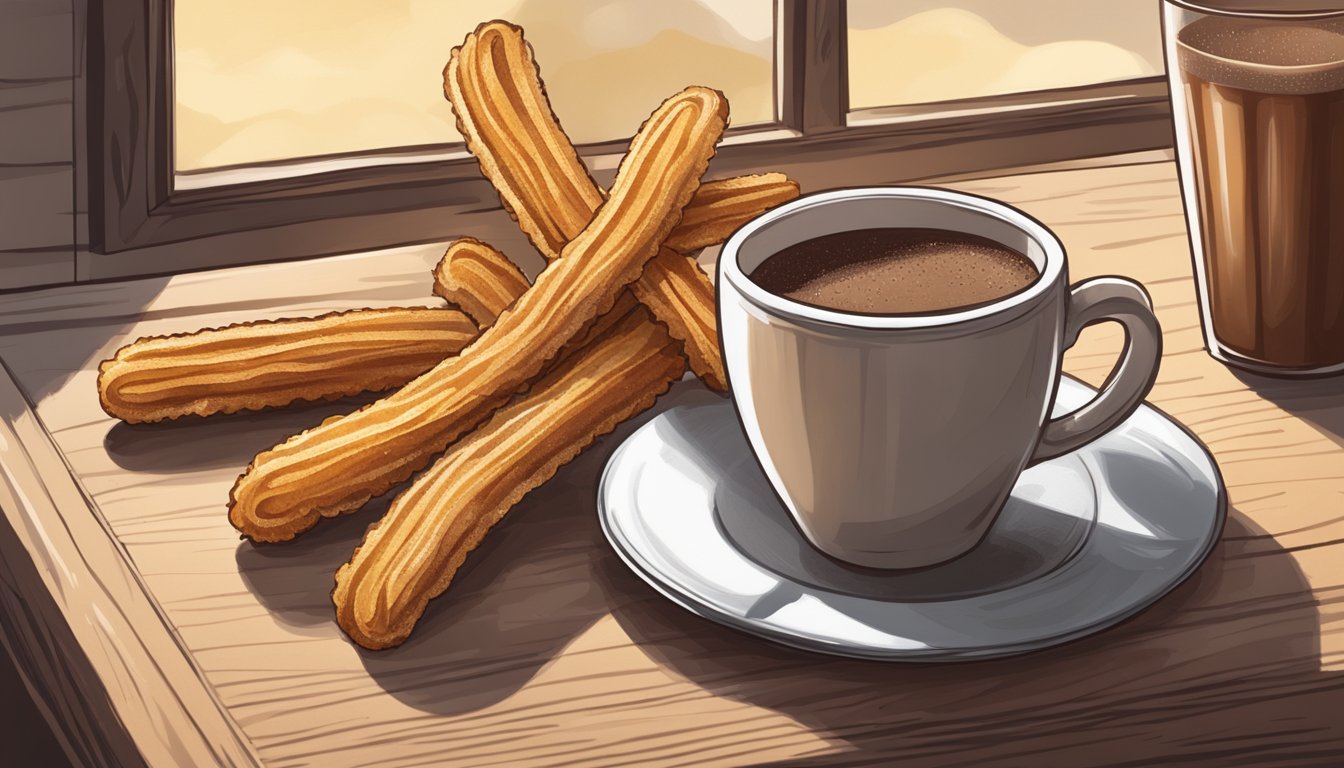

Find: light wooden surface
[2,155,1343,767]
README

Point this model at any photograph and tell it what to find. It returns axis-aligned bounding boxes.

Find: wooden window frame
[89,1,1174,265]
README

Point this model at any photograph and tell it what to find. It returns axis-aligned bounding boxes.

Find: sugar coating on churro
[334,307,685,649]
[97,307,478,424]
[664,173,801,254]
[227,84,726,542]
[445,20,735,391]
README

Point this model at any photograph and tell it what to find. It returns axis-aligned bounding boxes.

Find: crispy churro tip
[432,238,530,328]
[444,24,734,392]
[442,24,796,262]
[228,82,725,543]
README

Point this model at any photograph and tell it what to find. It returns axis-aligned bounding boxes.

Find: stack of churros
[96,20,800,649]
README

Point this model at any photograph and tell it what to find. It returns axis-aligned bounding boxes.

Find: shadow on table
[104,392,383,473]
[230,377,1340,762]
[231,432,615,714]
[1231,369,1344,450]
[0,276,172,410]
[599,509,1341,767]
[232,379,716,717]
[235,494,392,627]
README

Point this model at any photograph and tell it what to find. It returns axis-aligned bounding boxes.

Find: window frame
[90,0,1173,264]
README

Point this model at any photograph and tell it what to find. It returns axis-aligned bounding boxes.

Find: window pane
[174,1,775,172]
[847,0,1163,109]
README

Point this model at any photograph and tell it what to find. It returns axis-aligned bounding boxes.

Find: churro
[101,171,790,424]
[432,238,531,328]
[334,306,685,649]
[430,177,798,314]
[446,21,773,392]
[663,173,799,254]
[228,85,726,542]
[97,308,478,424]
[430,237,642,390]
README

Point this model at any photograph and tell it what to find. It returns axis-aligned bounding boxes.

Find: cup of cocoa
[717,187,1162,569]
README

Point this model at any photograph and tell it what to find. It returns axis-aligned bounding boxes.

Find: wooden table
[2,154,1342,767]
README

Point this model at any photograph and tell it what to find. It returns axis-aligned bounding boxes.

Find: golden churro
[228,85,726,542]
[430,176,797,313]
[663,173,799,254]
[431,237,641,384]
[432,238,532,328]
[101,173,789,424]
[97,308,478,424]
[446,21,772,392]
[334,306,685,649]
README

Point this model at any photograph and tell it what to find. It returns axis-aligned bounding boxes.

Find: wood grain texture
[780,0,848,135]
[0,1,76,289]
[1,157,1342,766]
[0,362,261,768]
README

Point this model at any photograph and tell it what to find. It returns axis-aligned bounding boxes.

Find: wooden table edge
[0,360,263,768]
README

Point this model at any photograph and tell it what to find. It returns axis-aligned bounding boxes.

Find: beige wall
[174,1,1166,172]
[174,0,775,171]
[847,0,1163,108]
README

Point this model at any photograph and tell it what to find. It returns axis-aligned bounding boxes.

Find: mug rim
[719,186,1065,331]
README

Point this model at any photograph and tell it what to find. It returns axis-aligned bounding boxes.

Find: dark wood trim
[89,0,154,253]
[75,84,1175,283]
[88,0,1174,270]
[711,82,1173,189]
[778,0,803,131]
[780,0,847,135]
[848,76,1170,124]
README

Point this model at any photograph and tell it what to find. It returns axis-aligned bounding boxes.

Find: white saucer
[598,377,1226,661]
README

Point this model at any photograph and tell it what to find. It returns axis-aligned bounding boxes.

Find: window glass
[847,0,1163,109]
[174,1,775,172]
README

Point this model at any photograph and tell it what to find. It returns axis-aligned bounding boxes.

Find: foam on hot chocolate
[1177,15,1344,95]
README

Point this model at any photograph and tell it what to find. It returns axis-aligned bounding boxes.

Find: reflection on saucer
[599,377,1225,661]
[711,438,1094,602]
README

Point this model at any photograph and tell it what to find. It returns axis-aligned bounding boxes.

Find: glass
[1164,1,1344,375]
[173,1,775,172]
[846,0,1163,109]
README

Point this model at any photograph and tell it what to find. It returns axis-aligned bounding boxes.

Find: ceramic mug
[717,187,1162,569]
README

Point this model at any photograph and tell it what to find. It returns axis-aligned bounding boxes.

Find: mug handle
[1030,277,1162,464]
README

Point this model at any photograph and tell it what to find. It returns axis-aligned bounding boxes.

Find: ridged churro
[100,125,791,425]
[334,306,685,649]
[431,237,642,390]
[100,171,790,424]
[228,85,726,542]
[430,176,798,315]
[97,308,478,424]
[663,173,800,254]
[445,21,770,392]
[432,238,532,328]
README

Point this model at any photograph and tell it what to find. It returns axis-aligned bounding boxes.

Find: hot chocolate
[749,228,1038,315]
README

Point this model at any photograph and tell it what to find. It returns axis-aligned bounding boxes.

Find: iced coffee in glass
[1164,1,1344,375]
